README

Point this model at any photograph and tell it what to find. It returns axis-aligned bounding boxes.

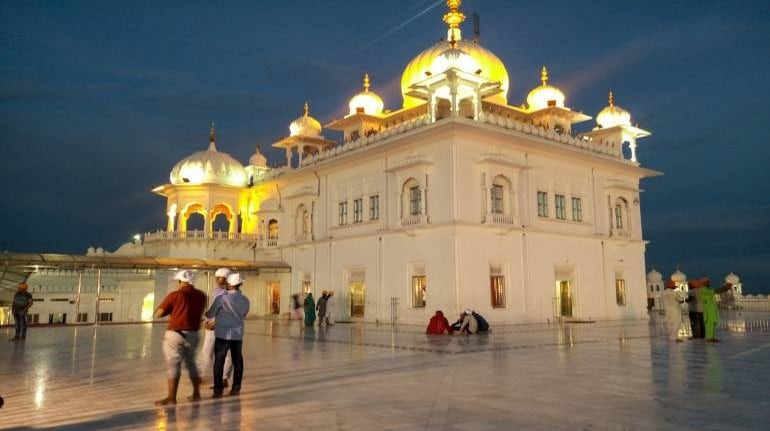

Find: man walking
[316,290,328,327]
[661,280,685,342]
[10,282,33,341]
[154,270,207,406]
[324,291,335,326]
[199,268,233,388]
[206,273,250,397]
[685,280,704,339]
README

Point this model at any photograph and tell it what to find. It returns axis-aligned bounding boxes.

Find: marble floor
[1,312,769,430]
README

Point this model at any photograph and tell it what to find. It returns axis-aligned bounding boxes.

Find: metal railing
[485,213,516,225]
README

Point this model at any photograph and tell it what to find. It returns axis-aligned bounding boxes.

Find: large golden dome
[401,39,509,109]
[400,0,509,109]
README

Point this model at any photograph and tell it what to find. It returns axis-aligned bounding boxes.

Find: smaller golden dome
[289,102,322,137]
[596,91,631,128]
[348,73,384,116]
[526,66,565,111]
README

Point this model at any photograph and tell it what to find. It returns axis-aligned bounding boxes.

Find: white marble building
[25,0,663,325]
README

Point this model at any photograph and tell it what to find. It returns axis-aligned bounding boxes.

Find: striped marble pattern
[1,313,769,430]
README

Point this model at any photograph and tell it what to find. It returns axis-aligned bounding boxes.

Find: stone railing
[485,213,516,225]
[401,214,428,229]
[144,230,260,243]
[477,111,622,158]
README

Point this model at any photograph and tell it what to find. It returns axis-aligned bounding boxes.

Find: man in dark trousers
[206,273,250,397]
[316,290,328,327]
[10,282,33,341]
[154,270,207,405]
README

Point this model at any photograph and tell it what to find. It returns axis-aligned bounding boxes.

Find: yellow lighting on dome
[348,73,384,116]
[526,66,566,111]
[178,164,206,184]
[290,102,322,137]
[596,91,632,128]
[400,0,508,108]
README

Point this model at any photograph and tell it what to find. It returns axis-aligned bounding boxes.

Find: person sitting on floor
[458,309,479,334]
[472,310,490,333]
[426,310,452,334]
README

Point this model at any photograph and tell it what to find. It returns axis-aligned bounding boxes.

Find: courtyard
[1,313,768,430]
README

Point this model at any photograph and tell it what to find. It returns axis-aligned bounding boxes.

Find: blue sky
[1,0,769,293]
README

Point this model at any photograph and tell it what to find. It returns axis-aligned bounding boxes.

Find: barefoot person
[661,280,685,342]
[206,273,250,397]
[154,270,207,405]
[199,268,234,389]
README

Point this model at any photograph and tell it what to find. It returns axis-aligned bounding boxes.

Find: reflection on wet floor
[1,312,769,430]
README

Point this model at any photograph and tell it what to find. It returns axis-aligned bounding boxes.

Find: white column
[629,140,638,162]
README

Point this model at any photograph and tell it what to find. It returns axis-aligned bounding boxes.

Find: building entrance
[349,281,365,318]
[556,280,573,318]
[268,282,281,315]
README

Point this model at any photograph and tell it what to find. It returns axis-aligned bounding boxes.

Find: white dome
[527,66,565,111]
[248,145,267,168]
[646,269,663,283]
[290,102,322,137]
[348,73,384,116]
[169,125,246,187]
[670,270,687,283]
[725,272,740,284]
[596,91,631,129]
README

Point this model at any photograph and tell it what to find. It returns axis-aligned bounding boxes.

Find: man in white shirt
[199,268,233,387]
[206,273,250,397]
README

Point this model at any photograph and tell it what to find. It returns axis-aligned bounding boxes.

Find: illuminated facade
[25,0,664,324]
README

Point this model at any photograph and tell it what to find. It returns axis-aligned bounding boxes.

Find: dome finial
[443,0,465,42]
[303,101,310,117]
[208,122,217,151]
[541,66,549,86]
[363,73,370,92]
[608,91,615,107]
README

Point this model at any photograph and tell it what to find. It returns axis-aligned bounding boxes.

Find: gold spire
[608,91,615,107]
[443,0,465,42]
[541,66,549,86]
[303,101,309,117]
[363,73,370,92]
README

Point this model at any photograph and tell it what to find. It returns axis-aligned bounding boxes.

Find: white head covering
[173,270,195,283]
[214,268,232,278]
[227,273,245,287]
[464,308,473,315]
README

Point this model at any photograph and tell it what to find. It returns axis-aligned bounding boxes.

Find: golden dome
[400,0,509,108]
[170,123,247,187]
[289,102,322,137]
[348,73,384,116]
[526,66,565,111]
[596,91,631,129]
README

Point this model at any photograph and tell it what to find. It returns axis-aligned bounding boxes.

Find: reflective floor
[2,312,769,430]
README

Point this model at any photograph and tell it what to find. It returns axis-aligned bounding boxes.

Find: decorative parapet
[400,214,428,229]
[144,230,259,243]
[476,111,622,158]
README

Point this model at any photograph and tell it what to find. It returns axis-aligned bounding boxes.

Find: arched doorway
[140,292,155,322]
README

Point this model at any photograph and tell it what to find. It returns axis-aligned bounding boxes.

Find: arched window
[268,219,279,239]
[490,175,512,215]
[402,178,422,217]
[614,198,628,232]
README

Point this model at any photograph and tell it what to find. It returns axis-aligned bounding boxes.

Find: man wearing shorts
[154,270,207,405]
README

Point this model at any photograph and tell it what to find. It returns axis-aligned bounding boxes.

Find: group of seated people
[426,309,490,335]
